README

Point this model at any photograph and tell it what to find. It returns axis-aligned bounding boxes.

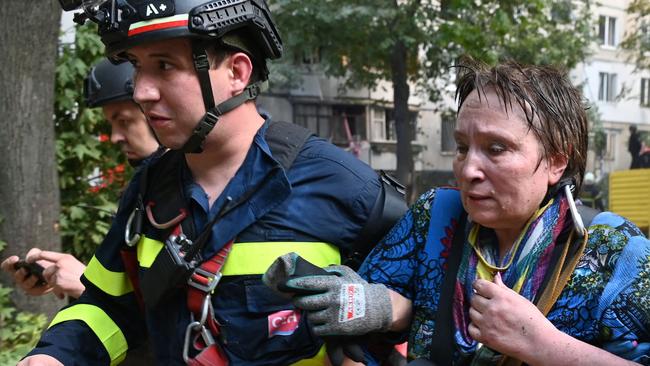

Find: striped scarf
[453,194,570,355]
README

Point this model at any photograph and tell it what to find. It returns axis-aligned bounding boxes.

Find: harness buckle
[188,267,222,293]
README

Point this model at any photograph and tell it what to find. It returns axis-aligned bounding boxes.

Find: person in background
[1,60,160,300]
[266,60,650,365]
[629,125,642,169]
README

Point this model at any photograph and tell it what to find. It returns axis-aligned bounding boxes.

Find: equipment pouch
[141,236,195,309]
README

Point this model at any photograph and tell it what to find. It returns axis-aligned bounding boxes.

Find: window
[331,105,366,144]
[440,112,457,153]
[598,15,617,47]
[294,104,332,138]
[369,107,417,142]
[641,78,650,107]
[603,129,618,160]
[370,107,387,141]
[598,72,617,102]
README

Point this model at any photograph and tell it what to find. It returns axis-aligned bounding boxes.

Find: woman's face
[452,89,566,233]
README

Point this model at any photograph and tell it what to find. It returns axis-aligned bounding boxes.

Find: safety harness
[121,120,407,365]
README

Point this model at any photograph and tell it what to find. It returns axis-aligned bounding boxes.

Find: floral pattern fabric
[359,188,650,364]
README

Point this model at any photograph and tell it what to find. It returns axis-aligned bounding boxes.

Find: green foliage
[56,24,133,262]
[270,0,593,187]
[271,0,593,100]
[621,0,650,71]
[0,221,48,364]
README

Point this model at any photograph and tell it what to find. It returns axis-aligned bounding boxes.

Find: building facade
[573,0,650,176]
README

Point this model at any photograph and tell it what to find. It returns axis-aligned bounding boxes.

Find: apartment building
[573,0,650,176]
[261,1,650,191]
[258,67,458,192]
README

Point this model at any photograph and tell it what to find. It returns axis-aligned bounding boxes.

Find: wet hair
[455,57,588,192]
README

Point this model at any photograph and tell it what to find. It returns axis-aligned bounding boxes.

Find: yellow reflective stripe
[221,242,340,276]
[134,237,339,275]
[49,304,127,366]
[292,345,326,366]
[137,236,164,268]
[84,256,133,296]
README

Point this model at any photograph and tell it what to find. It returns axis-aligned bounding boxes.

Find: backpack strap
[428,212,467,365]
[265,120,313,171]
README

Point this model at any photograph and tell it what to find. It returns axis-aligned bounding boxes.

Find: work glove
[286,264,392,336]
[265,254,375,365]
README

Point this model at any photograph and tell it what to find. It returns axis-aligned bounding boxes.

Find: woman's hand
[468,272,557,361]
[467,274,639,365]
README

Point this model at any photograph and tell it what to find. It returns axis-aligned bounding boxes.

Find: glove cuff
[367,283,393,332]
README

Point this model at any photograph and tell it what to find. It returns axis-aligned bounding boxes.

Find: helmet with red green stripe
[62,0,283,153]
[99,1,282,75]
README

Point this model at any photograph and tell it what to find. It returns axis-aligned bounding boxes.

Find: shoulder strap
[345,171,408,269]
[265,120,313,171]
[141,150,196,239]
[429,212,467,365]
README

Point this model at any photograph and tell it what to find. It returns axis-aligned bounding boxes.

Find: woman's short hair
[455,58,588,192]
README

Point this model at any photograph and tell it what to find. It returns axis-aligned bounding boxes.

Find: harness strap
[185,241,233,366]
[120,249,145,312]
[187,344,228,366]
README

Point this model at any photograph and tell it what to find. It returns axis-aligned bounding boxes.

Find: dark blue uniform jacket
[28,118,381,365]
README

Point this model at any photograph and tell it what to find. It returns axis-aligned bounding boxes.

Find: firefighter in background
[1,60,160,300]
[579,172,604,211]
[16,0,406,365]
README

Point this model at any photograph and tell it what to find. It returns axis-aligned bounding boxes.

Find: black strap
[181,82,264,153]
[192,40,216,111]
[182,40,265,153]
[264,120,313,170]
[429,212,467,365]
[346,171,408,269]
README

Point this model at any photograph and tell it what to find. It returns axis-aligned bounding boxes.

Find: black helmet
[69,0,282,74]
[62,0,282,153]
[84,59,134,108]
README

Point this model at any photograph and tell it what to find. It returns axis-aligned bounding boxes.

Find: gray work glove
[286,265,392,336]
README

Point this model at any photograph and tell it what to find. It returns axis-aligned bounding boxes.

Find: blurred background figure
[629,125,642,169]
[580,172,605,211]
[1,60,159,300]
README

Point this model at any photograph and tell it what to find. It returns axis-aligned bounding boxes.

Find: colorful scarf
[453,194,570,355]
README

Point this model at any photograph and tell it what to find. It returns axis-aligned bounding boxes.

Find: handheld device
[13,260,47,286]
[276,256,337,295]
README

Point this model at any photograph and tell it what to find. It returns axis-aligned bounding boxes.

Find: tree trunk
[391,39,415,202]
[0,1,64,316]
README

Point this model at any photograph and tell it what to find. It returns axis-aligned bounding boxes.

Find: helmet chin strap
[181,40,264,153]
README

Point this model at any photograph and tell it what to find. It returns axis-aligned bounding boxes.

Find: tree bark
[391,39,415,202]
[0,1,64,316]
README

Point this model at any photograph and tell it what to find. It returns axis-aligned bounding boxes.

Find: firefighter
[2,60,160,301]
[18,1,406,365]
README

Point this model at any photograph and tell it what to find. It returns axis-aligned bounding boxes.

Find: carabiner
[183,321,202,363]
